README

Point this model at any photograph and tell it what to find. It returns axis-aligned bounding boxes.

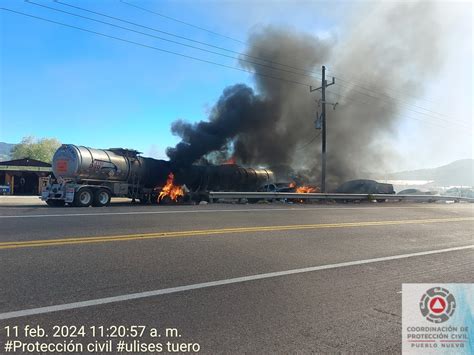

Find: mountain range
[386,159,474,186]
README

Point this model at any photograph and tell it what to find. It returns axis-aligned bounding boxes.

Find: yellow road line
[1,217,472,250]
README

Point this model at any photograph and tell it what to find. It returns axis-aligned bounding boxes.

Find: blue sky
[0,0,336,158]
[1,0,472,169]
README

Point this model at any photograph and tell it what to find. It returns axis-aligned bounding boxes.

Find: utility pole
[310,65,335,192]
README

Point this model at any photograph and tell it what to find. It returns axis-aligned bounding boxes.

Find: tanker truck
[42,144,275,207]
[41,145,171,207]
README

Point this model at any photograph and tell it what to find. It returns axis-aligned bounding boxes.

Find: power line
[59,0,468,129]
[119,0,247,46]
[330,82,471,128]
[0,7,313,88]
[294,131,321,151]
[27,1,325,83]
[2,8,468,133]
[120,0,459,125]
[55,0,323,80]
[326,89,443,128]
[58,0,455,126]
[325,89,468,131]
[325,68,446,110]
[327,73,469,125]
[327,73,471,129]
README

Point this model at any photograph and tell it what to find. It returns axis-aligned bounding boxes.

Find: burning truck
[41,144,275,207]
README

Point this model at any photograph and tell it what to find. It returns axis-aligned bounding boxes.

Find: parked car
[335,179,394,202]
[258,182,295,193]
[397,189,437,195]
[335,179,395,194]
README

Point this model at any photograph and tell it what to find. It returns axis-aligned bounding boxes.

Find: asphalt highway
[0,200,473,353]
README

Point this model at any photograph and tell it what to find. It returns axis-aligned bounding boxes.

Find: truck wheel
[151,193,159,204]
[92,189,111,207]
[73,188,93,207]
[46,200,65,207]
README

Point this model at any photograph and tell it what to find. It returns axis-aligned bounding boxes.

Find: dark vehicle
[335,179,395,194]
[252,182,300,203]
[398,189,437,195]
[397,188,421,194]
[258,182,295,193]
[335,179,394,202]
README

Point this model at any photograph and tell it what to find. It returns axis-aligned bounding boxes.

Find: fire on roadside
[292,183,319,203]
[158,173,185,202]
[288,181,319,193]
[295,185,319,193]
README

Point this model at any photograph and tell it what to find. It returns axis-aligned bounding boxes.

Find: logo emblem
[419,287,456,323]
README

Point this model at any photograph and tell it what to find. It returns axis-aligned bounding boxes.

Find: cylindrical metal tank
[176,164,274,191]
[139,157,171,188]
[52,145,272,191]
[52,145,171,187]
[52,145,132,181]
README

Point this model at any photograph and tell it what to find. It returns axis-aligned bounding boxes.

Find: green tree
[11,136,61,163]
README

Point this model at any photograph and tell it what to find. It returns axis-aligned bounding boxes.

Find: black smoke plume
[166,2,442,188]
[166,84,276,168]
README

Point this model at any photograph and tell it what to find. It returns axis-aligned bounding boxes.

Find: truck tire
[151,193,159,204]
[92,188,111,207]
[46,199,65,207]
[139,194,149,204]
[73,188,93,207]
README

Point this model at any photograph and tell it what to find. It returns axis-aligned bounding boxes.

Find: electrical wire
[327,73,470,125]
[58,0,467,128]
[120,0,247,46]
[330,82,471,128]
[325,89,468,131]
[294,131,321,151]
[119,0,461,124]
[325,68,445,110]
[1,7,468,132]
[0,7,313,88]
[55,0,324,80]
[27,1,325,83]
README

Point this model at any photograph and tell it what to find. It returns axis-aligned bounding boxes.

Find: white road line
[0,205,468,219]
[1,244,472,320]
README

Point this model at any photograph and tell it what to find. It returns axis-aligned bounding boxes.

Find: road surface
[0,200,472,353]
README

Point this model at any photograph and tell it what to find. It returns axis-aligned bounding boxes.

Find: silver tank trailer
[52,145,137,182]
[176,164,275,192]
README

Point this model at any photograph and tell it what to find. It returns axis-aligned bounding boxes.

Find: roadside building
[0,158,52,195]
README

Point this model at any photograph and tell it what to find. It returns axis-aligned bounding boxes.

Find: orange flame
[296,185,319,193]
[158,173,184,202]
[223,157,236,165]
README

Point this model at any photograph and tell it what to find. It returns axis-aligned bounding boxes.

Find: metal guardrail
[208,192,474,203]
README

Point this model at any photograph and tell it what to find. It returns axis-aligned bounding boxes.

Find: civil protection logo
[419,287,456,323]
